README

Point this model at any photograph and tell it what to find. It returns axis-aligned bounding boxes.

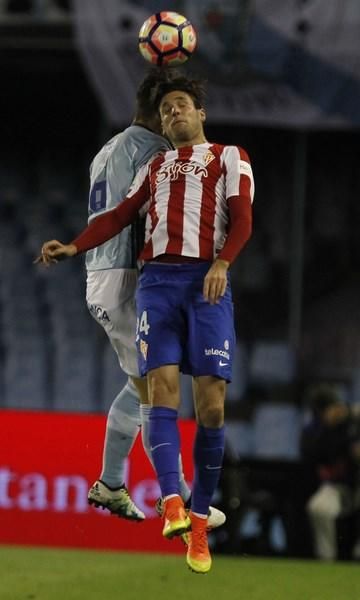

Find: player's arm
[203,198,252,303]
[36,178,150,263]
[219,145,254,262]
[203,147,254,303]
[217,193,252,263]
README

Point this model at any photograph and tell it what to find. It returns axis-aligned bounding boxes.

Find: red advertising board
[0,410,195,554]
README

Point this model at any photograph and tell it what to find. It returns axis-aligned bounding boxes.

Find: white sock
[100,380,140,488]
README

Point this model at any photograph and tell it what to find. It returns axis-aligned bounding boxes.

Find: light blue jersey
[86,125,171,271]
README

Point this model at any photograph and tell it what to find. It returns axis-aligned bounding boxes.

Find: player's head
[134,69,164,133]
[152,72,207,147]
[152,70,206,111]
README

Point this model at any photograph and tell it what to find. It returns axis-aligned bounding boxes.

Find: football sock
[141,404,191,502]
[140,403,154,467]
[149,406,180,497]
[178,453,191,503]
[100,380,141,488]
[191,424,225,516]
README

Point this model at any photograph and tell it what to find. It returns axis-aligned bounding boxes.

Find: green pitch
[0,546,358,600]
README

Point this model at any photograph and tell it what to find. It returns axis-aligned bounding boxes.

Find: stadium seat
[53,342,98,412]
[226,342,249,403]
[248,341,297,385]
[4,348,48,410]
[253,402,301,460]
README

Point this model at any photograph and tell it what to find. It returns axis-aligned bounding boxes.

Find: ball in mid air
[138,11,197,66]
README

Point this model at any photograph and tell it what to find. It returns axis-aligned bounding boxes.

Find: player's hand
[203,259,229,304]
[33,240,77,266]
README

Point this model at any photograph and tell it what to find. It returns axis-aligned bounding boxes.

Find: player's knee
[131,376,149,404]
[195,377,225,426]
[198,402,224,428]
[148,373,180,408]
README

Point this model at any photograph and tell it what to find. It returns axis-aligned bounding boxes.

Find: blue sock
[141,404,191,502]
[192,425,225,516]
[149,407,180,498]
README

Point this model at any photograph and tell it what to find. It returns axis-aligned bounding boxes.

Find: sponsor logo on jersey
[156,161,208,183]
[140,339,148,361]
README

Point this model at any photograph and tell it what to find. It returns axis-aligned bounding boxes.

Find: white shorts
[86,269,139,377]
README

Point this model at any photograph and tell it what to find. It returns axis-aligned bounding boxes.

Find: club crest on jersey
[156,161,208,183]
[203,150,215,166]
[140,339,148,361]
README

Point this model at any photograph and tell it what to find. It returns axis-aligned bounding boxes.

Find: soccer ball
[138,11,197,67]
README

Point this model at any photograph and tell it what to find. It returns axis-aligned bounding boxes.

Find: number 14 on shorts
[136,310,150,342]
[136,310,150,362]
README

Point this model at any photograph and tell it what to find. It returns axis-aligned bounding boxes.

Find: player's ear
[199,108,206,122]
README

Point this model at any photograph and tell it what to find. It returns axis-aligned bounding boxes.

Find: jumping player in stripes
[37,70,225,532]
[39,72,254,574]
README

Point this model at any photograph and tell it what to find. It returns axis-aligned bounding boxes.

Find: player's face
[159,91,206,147]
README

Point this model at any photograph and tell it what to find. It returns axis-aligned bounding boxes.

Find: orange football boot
[186,511,212,574]
[162,495,191,540]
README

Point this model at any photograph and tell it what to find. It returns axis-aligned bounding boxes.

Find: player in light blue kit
[85,71,184,519]
[83,70,225,529]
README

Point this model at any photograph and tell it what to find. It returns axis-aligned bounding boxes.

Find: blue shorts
[135,262,235,382]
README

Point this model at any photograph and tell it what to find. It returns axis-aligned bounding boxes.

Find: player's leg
[147,364,191,538]
[87,268,191,519]
[137,372,191,505]
[86,269,144,520]
[88,377,145,520]
[189,378,226,531]
[188,275,234,516]
[186,375,226,573]
[185,268,234,572]
[136,264,191,538]
[99,378,140,488]
[192,375,226,512]
[140,404,192,504]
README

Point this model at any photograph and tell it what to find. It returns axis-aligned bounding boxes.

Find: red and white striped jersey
[126,142,254,261]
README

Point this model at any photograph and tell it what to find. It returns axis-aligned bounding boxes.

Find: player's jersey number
[136,310,150,341]
[89,180,107,214]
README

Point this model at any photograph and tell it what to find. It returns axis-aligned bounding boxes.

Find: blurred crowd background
[1,0,360,561]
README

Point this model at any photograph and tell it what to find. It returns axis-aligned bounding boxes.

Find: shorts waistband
[142,261,212,274]
[149,254,208,265]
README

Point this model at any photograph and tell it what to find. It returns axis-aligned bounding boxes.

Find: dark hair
[136,68,206,120]
[135,68,163,120]
[151,70,207,111]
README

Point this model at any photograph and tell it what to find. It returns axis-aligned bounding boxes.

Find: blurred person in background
[300,383,360,560]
